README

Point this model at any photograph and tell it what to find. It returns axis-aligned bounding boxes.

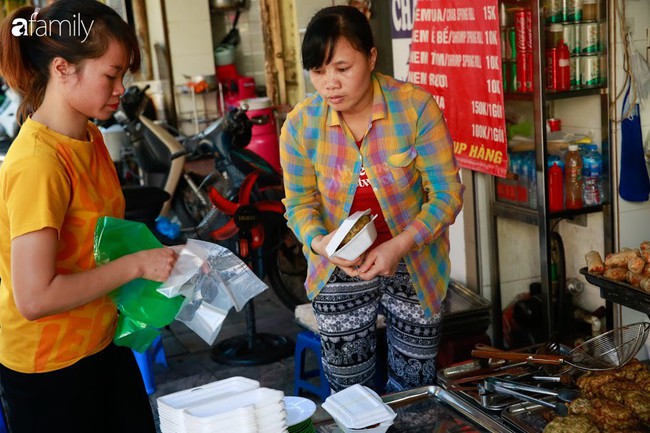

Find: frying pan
[472,322,650,372]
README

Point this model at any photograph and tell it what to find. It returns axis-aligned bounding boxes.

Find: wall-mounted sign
[408,0,508,177]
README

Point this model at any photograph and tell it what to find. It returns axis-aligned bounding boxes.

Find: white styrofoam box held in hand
[326,209,378,260]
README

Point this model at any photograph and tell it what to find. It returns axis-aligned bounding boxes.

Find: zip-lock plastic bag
[94,217,184,352]
[160,238,268,345]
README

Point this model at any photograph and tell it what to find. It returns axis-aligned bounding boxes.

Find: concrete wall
[610,0,650,335]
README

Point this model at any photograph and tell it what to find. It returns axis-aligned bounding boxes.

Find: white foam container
[158,376,260,413]
[158,377,260,432]
[326,209,378,260]
[322,384,396,429]
[183,387,284,426]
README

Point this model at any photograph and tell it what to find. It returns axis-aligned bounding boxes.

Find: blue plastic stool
[293,330,331,402]
[133,335,168,395]
[0,400,7,433]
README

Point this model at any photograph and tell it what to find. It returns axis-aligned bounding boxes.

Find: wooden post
[267,0,287,105]
[260,0,278,104]
[132,0,153,81]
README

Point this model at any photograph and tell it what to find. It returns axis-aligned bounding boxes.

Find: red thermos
[549,163,564,212]
[556,42,570,91]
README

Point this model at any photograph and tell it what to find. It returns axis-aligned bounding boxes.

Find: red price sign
[408,0,508,177]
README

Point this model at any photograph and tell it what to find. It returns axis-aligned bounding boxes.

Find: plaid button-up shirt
[279,73,464,316]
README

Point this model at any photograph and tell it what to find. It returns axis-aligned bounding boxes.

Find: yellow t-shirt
[0,118,125,373]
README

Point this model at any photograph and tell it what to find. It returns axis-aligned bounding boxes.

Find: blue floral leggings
[312,262,444,393]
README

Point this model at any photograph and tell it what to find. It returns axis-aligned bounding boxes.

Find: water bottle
[583,144,602,206]
[526,152,538,209]
[515,153,526,204]
[564,144,583,209]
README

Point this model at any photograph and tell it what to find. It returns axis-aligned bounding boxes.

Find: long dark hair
[0,0,141,122]
[301,5,374,71]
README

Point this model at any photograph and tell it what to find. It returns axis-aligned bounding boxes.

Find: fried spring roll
[603,267,627,282]
[585,251,605,274]
[604,249,640,268]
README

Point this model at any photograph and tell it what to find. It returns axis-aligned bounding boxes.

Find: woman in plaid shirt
[279,5,465,392]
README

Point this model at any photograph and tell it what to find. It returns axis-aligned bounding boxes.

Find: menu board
[408,0,508,178]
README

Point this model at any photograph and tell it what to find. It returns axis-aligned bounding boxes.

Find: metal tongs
[481,377,577,416]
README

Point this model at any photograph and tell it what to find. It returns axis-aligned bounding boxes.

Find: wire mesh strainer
[472,322,650,372]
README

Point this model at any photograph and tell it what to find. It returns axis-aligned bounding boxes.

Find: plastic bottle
[526,152,538,209]
[557,41,571,91]
[583,144,603,206]
[564,144,583,209]
[548,162,564,212]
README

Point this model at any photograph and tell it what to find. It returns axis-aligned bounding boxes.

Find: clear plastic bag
[163,239,268,345]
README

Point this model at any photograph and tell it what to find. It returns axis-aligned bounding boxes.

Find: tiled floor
[146,284,329,432]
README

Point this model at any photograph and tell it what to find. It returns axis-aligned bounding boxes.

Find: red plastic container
[548,163,564,212]
[556,42,571,91]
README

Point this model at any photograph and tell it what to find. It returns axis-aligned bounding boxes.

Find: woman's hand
[357,230,415,280]
[311,233,364,277]
[132,247,178,282]
[11,229,180,320]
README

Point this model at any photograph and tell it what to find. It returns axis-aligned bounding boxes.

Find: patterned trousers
[312,262,444,393]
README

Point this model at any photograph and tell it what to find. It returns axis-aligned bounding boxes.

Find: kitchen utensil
[486,377,580,403]
[446,368,532,389]
[482,379,569,416]
[472,322,650,371]
[531,373,574,386]
[220,9,241,47]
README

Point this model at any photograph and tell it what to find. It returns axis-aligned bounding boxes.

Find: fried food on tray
[577,371,616,398]
[585,251,605,274]
[624,389,650,425]
[578,360,648,397]
[634,369,650,392]
[569,397,640,431]
[596,380,641,403]
[339,214,371,247]
[571,360,650,430]
[615,359,647,380]
[543,415,599,433]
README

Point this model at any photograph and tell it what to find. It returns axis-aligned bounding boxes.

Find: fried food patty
[543,415,599,433]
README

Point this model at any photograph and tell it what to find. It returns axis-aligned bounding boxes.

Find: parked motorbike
[0,81,20,147]
[111,85,308,309]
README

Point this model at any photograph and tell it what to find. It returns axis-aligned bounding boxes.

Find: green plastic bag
[94,217,184,352]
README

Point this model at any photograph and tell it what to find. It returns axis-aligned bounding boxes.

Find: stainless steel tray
[445,281,491,317]
[314,386,517,433]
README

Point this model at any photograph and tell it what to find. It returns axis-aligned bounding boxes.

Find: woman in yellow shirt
[0,1,177,431]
